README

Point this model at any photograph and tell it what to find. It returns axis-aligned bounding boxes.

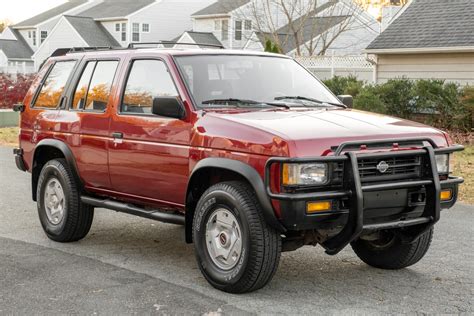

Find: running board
[81,196,185,225]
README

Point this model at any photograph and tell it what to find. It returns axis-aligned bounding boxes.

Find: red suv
[13,45,464,293]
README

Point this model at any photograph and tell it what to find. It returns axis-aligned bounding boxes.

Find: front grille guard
[264,138,464,255]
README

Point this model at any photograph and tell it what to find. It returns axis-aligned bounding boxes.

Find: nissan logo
[376,161,390,173]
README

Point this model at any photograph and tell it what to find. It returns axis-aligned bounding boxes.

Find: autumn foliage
[0,73,35,109]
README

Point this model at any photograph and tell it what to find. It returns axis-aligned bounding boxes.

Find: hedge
[323,76,473,131]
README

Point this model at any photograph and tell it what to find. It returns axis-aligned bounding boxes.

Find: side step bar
[81,196,185,225]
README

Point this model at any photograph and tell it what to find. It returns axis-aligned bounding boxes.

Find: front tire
[193,181,281,293]
[37,158,94,242]
[351,228,433,269]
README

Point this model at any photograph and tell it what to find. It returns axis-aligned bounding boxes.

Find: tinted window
[122,60,178,114]
[34,60,76,108]
[71,62,95,110]
[81,61,118,112]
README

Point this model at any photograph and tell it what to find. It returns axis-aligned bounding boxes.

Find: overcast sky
[2,0,67,23]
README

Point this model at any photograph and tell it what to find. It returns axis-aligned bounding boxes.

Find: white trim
[93,17,130,22]
[32,16,88,58]
[364,46,474,54]
[192,13,231,19]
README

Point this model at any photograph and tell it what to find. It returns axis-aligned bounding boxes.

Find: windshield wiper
[202,98,289,109]
[274,96,345,108]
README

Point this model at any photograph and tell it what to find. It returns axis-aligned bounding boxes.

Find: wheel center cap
[219,232,229,247]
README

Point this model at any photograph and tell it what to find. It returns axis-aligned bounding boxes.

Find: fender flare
[187,158,286,233]
[32,139,82,200]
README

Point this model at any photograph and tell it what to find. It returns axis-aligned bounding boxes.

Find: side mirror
[152,96,186,119]
[337,95,353,108]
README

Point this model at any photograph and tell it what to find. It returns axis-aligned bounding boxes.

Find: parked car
[13,45,464,293]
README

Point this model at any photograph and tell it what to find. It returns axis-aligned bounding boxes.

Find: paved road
[0,146,472,315]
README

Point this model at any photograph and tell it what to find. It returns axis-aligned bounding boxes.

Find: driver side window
[121,60,178,114]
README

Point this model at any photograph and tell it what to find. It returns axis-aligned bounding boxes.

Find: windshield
[174,55,342,109]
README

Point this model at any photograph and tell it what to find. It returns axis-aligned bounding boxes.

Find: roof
[366,0,474,51]
[78,0,155,19]
[0,29,34,60]
[251,1,347,54]
[184,31,222,48]
[192,0,250,17]
[64,16,119,46]
[14,0,88,28]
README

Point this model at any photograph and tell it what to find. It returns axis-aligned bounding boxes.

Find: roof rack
[49,41,224,58]
[127,41,224,49]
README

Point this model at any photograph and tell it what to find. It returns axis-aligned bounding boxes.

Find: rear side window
[71,60,118,111]
[121,60,178,114]
[34,60,76,108]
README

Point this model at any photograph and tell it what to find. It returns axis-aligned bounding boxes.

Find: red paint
[18,49,450,213]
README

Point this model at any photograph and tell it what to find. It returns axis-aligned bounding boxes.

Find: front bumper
[265,138,464,255]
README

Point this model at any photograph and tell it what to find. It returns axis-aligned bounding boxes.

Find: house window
[244,20,252,30]
[40,31,48,43]
[132,23,140,42]
[214,20,221,31]
[121,23,127,41]
[235,20,242,40]
[115,23,120,32]
[32,31,36,46]
[142,23,150,33]
[221,19,228,41]
[28,31,31,38]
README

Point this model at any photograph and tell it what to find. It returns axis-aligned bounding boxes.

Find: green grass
[0,127,472,203]
[0,127,18,147]
[454,145,474,204]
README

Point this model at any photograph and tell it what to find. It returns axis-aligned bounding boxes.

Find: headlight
[435,154,450,174]
[282,163,328,186]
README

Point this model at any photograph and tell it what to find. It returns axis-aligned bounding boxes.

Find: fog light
[307,201,331,213]
[440,190,452,201]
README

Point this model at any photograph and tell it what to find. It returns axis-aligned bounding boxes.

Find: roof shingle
[64,16,119,47]
[366,0,474,50]
[14,0,88,28]
[0,28,34,60]
[78,0,155,19]
[192,0,250,17]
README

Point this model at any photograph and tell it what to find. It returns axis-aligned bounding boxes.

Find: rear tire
[37,158,94,242]
[193,181,281,293]
[351,228,433,269]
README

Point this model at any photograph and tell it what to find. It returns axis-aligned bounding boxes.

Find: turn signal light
[440,190,452,201]
[307,201,332,213]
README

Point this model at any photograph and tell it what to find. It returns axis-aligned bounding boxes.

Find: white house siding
[18,28,37,50]
[101,20,128,46]
[375,53,474,86]
[33,18,87,70]
[0,50,8,68]
[0,28,16,40]
[128,0,215,43]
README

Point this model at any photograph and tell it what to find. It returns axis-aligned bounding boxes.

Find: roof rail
[69,46,115,52]
[127,41,224,49]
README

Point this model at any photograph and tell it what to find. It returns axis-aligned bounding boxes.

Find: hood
[193,108,448,157]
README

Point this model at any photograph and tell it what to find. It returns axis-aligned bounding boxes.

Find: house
[365,0,474,85]
[0,29,34,73]
[1,0,216,71]
[187,0,380,56]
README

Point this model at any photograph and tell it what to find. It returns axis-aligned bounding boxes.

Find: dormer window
[235,20,242,40]
[132,23,140,42]
[40,31,48,43]
[221,20,228,41]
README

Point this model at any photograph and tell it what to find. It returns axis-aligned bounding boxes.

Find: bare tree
[235,0,377,56]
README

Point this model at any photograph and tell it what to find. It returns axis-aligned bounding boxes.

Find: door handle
[112,132,123,144]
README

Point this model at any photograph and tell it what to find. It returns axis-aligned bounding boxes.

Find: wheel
[37,158,94,242]
[351,227,433,269]
[192,181,281,293]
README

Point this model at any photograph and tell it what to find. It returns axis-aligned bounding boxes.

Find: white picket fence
[296,55,376,83]
[0,64,36,75]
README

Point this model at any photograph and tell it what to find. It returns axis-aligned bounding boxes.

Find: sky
[1,0,67,23]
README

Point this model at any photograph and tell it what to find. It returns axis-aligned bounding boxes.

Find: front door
[108,58,192,207]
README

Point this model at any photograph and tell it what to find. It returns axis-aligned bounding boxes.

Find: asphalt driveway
[0,146,472,314]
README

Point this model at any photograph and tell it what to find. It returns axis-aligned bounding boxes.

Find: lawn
[0,127,472,204]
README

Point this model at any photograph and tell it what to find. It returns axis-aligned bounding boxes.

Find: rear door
[108,57,192,206]
[55,58,121,189]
